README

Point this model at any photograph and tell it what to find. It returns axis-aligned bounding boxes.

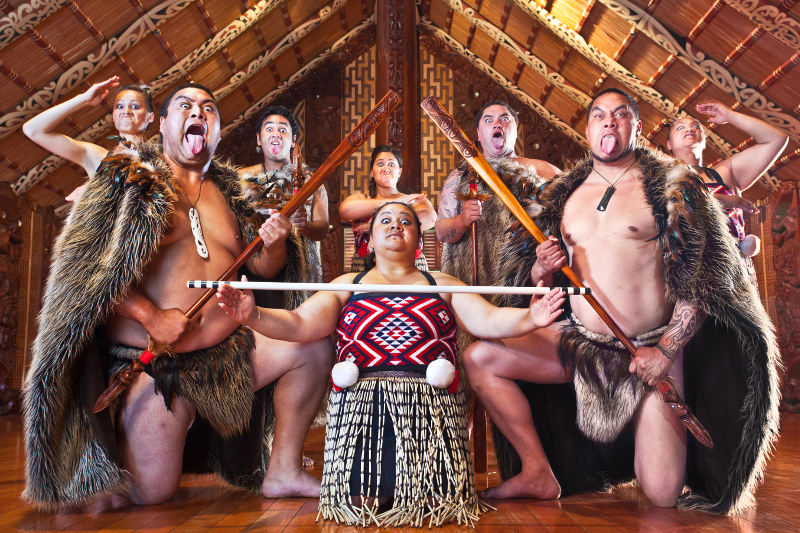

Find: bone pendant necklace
[593,159,636,212]
[187,179,208,258]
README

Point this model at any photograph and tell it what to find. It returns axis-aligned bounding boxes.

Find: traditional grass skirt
[318,375,488,527]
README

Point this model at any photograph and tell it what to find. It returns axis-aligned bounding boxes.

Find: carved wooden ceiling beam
[508,0,738,161]
[722,0,800,51]
[221,16,375,138]
[0,0,197,142]
[645,0,661,14]
[0,0,68,51]
[687,0,724,42]
[517,0,786,190]
[759,51,800,97]
[421,21,588,148]
[647,53,675,86]
[596,0,800,144]
[773,146,800,172]
[13,0,342,195]
[488,2,512,66]
[127,0,181,64]
[441,0,591,108]
[576,0,596,32]
[723,27,765,68]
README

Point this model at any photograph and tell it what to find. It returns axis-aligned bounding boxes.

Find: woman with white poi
[23,75,154,202]
[216,201,565,527]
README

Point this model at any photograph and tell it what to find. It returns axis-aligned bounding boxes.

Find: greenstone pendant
[597,185,615,212]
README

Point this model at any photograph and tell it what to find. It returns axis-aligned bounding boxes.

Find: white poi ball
[740,234,760,258]
[331,360,359,389]
[426,358,456,388]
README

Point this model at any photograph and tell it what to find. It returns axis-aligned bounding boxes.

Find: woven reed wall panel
[341,46,376,198]
[419,46,456,213]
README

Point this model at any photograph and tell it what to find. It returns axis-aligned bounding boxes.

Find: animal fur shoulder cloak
[441,156,547,308]
[494,147,780,514]
[22,142,285,509]
[239,163,322,310]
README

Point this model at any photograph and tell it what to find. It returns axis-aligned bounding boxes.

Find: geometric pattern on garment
[336,293,458,368]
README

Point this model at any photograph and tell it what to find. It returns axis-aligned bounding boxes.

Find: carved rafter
[13,0,349,195]
[420,22,588,148]
[597,0,800,144]
[0,0,69,51]
[509,0,783,191]
[723,0,800,51]
[0,0,198,141]
[440,0,591,107]
[222,17,375,138]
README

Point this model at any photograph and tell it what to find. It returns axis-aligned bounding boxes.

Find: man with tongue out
[23,83,332,511]
[461,88,779,515]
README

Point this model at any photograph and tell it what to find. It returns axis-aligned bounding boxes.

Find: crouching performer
[22,83,331,511]
[466,89,780,514]
[215,201,565,527]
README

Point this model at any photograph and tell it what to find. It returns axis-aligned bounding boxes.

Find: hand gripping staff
[420,96,713,449]
[92,90,402,413]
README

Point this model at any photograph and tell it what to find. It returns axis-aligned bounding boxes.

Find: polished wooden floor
[3,413,800,532]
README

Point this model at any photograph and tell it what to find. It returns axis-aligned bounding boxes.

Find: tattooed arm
[435,169,480,243]
[628,300,705,386]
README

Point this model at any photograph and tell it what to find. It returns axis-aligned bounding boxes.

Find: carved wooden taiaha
[456,168,492,473]
[93,90,402,413]
[421,96,713,449]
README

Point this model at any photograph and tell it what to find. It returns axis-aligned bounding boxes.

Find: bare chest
[161,183,244,256]
[562,178,658,246]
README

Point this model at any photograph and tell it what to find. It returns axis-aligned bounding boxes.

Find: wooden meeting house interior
[1,0,800,530]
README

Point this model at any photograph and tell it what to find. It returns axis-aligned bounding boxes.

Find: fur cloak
[239,163,322,310]
[494,147,780,514]
[441,156,547,308]
[22,142,284,509]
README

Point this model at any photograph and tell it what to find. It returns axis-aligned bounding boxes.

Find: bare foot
[68,493,130,515]
[262,468,321,498]
[481,470,561,500]
[302,455,315,469]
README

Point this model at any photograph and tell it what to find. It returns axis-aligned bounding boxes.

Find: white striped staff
[188,280,591,295]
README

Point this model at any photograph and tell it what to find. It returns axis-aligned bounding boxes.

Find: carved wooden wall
[341,46,377,199]
[420,31,587,171]
[0,184,22,414]
[11,199,59,415]
[419,46,457,211]
[771,183,800,413]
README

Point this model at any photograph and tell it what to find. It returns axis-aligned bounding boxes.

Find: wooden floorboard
[2,413,799,532]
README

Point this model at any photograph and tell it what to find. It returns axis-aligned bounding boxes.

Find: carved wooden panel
[419,46,457,212]
[771,183,800,412]
[341,46,377,198]
[420,32,586,171]
[0,184,21,414]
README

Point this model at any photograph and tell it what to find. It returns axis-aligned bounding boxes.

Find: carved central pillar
[376,0,419,192]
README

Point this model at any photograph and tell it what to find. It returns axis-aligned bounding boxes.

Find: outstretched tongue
[600,134,617,155]
[270,143,281,155]
[491,132,505,150]
[185,125,205,155]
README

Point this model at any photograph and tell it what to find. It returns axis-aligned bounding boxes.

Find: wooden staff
[457,168,491,474]
[291,144,303,195]
[421,96,713,449]
[92,90,402,414]
[187,280,590,295]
